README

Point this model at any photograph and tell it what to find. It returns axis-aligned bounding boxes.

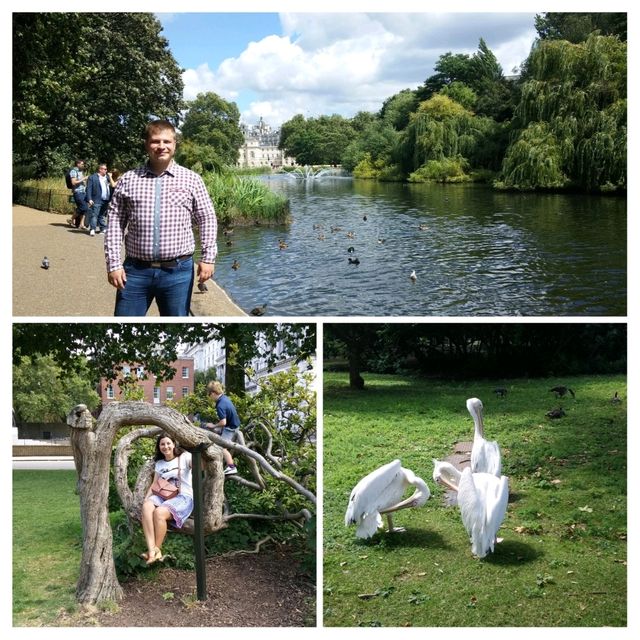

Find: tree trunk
[66,401,225,605]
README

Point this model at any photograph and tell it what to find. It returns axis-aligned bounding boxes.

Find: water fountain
[286,165,335,180]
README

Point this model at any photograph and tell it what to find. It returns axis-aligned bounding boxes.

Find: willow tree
[397,94,501,178]
[500,34,626,191]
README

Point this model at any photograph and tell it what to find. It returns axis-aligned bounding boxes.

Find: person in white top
[141,433,193,565]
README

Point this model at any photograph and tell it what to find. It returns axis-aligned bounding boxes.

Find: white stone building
[180,334,315,395]
[237,117,296,169]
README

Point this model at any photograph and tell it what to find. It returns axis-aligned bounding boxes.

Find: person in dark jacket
[85,163,115,236]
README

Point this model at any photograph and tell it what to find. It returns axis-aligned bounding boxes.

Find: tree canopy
[13,12,184,177]
[500,34,626,191]
[534,12,627,43]
[13,354,101,422]
[13,324,316,396]
[326,324,626,388]
[179,92,245,169]
[279,114,357,165]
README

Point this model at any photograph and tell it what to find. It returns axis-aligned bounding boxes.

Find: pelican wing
[471,437,502,477]
[459,470,508,557]
[457,467,484,552]
[484,474,509,553]
[345,460,407,537]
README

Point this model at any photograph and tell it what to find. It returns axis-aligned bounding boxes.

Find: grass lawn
[13,470,82,626]
[323,372,627,627]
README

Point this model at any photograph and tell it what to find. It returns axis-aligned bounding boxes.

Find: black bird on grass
[546,407,566,419]
[494,387,508,398]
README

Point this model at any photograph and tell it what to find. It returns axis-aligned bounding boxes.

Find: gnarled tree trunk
[66,401,224,605]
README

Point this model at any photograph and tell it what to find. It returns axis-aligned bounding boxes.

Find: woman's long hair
[153,432,185,461]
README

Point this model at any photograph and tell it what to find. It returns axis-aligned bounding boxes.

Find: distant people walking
[104,119,218,316]
[85,163,114,236]
[67,159,88,229]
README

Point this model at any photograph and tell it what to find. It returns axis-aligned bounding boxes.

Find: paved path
[13,456,76,471]
[13,205,246,317]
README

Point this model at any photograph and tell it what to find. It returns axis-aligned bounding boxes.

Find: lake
[213,176,626,317]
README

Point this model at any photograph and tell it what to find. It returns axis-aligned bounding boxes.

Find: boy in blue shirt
[204,381,239,475]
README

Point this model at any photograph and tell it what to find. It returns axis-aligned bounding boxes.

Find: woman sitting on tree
[141,433,193,565]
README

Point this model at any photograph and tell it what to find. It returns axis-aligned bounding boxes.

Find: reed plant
[201,171,290,227]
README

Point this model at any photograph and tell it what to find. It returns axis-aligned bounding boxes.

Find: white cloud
[181,12,537,126]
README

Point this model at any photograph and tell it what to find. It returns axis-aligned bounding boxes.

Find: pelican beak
[380,489,422,514]
[436,476,458,492]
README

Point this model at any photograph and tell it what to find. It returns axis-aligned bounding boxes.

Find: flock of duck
[344,397,508,559]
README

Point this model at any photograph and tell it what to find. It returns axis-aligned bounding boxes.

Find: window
[136,366,145,378]
[182,387,189,397]
[153,387,160,404]
[122,365,131,376]
[166,386,174,400]
[182,366,189,379]
[107,384,115,399]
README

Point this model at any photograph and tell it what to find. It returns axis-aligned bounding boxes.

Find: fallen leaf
[578,505,593,513]
[417,572,427,577]
[358,555,368,560]
[339,561,347,567]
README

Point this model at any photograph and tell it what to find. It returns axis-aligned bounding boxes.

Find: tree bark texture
[67,401,225,605]
[66,401,316,605]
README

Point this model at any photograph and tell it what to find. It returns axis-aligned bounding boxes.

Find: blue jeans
[72,191,88,226]
[87,201,109,232]
[114,256,194,316]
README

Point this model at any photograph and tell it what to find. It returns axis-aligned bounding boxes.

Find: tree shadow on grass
[482,539,541,566]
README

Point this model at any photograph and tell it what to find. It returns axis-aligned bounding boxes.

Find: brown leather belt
[129,254,193,268]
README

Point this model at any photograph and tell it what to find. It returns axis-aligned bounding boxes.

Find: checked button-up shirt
[104,161,217,273]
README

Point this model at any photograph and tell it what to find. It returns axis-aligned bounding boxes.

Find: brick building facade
[98,358,195,406]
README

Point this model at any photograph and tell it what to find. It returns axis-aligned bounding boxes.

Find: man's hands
[197,261,215,284]
[108,268,127,289]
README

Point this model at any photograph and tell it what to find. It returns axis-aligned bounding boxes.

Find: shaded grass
[323,373,627,627]
[13,470,82,626]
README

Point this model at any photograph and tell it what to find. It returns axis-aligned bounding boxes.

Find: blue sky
[157,12,539,127]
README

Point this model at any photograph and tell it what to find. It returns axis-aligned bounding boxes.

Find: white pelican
[467,397,502,477]
[433,459,509,558]
[345,459,430,539]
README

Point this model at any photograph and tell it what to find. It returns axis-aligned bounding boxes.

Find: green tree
[397,94,501,176]
[279,114,356,165]
[179,92,245,168]
[416,52,475,101]
[13,324,316,397]
[13,354,100,422]
[500,34,626,191]
[13,13,184,177]
[439,81,478,111]
[535,12,627,43]
[341,120,399,174]
[379,89,419,130]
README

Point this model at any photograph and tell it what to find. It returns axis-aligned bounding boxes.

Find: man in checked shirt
[104,119,217,316]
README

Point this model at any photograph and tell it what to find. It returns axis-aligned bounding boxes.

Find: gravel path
[13,205,245,317]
